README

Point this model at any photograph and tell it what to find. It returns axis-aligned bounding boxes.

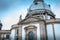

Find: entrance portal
[28,31,34,40]
[24,25,37,40]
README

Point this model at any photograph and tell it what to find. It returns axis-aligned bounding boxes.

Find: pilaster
[15,28,18,40]
[52,23,56,40]
[18,25,22,40]
[39,21,46,40]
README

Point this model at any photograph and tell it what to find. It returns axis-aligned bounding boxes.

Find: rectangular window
[6,35,9,39]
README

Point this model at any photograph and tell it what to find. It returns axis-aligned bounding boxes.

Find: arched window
[28,31,34,40]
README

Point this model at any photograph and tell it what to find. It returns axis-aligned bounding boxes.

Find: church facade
[11,0,60,40]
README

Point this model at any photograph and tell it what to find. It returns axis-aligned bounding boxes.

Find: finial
[20,15,22,20]
[19,15,22,22]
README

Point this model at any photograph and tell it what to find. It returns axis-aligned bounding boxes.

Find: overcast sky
[0,0,60,30]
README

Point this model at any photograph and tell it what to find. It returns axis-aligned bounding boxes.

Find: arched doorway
[28,31,34,40]
[24,25,37,40]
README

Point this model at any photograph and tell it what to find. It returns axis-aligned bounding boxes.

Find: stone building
[11,0,60,40]
[0,20,11,40]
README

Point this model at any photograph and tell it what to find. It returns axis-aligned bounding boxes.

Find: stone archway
[24,25,37,40]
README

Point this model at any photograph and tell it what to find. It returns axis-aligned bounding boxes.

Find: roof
[0,30,11,34]
[29,2,51,11]
[26,0,55,17]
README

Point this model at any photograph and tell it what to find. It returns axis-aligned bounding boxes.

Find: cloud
[52,4,60,18]
[1,9,27,30]
[1,16,18,30]
[1,0,60,30]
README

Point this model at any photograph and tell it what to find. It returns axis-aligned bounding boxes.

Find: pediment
[21,17,40,24]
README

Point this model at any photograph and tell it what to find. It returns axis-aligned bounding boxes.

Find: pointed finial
[20,15,22,20]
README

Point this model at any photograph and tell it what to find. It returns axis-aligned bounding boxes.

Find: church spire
[34,0,44,2]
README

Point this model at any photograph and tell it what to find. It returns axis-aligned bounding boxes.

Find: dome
[26,0,55,18]
[29,2,51,11]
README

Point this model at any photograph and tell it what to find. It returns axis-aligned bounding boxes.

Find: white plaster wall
[1,34,6,38]
[22,23,40,40]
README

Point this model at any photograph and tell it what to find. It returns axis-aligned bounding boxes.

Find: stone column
[45,25,48,40]
[18,25,22,40]
[3,34,5,40]
[15,28,17,40]
[52,23,56,40]
[40,21,46,40]
[34,28,37,40]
